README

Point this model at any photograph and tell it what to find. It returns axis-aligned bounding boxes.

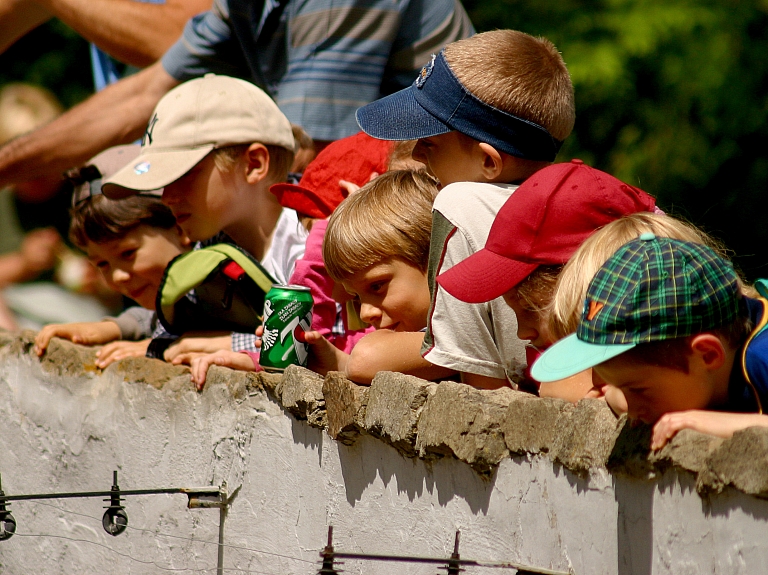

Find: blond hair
[445,30,575,142]
[387,139,419,171]
[546,212,743,341]
[323,170,438,281]
[0,83,63,145]
[212,142,295,185]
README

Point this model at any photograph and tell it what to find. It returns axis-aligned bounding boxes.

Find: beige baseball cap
[102,74,295,198]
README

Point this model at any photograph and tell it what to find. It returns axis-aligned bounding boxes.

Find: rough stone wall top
[9,331,768,499]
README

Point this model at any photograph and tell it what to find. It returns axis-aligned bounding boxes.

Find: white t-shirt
[421,182,527,382]
[261,208,309,285]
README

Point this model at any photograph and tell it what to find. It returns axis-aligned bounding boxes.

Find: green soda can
[259,284,314,372]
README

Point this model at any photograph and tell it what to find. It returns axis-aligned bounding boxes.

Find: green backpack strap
[156,243,275,334]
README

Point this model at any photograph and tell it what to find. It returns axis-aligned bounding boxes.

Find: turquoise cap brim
[530,334,636,382]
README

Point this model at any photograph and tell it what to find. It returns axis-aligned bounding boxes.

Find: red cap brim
[270,183,340,219]
[437,249,539,303]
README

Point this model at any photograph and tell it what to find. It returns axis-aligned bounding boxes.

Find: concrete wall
[1,331,768,575]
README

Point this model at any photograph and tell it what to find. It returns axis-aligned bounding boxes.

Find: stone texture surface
[551,398,624,475]
[277,364,326,428]
[110,356,190,390]
[363,372,435,457]
[6,332,768,498]
[323,371,368,443]
[415,381,517,475]
[35,332,102,378]
[649,428,723,477]
[502,394,570,455]
[697,427,768,498]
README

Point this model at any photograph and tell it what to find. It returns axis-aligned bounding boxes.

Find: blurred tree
[464,0,768,279]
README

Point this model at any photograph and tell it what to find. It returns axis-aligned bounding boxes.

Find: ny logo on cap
[142,113,158,146]
[415,54,437,89]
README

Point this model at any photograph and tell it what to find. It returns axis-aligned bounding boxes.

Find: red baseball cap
[436,159,657,303]
[270,131,394,219]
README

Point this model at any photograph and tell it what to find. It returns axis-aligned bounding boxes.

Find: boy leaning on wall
[532,234,768,449]
[356,29,575,390]
[101,74,298,362]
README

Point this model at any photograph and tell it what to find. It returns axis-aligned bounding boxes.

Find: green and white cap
[103,74,294,198]
[531,233,744,382]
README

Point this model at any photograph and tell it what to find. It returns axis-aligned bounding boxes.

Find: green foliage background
[2,1,768,279]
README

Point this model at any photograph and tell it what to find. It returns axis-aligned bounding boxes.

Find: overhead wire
[25,499,316,565]
[10,531,303,575]
[10,531,217,573]
[5,501,565,574]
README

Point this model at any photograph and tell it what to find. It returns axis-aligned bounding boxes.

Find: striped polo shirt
[162,0,474,141]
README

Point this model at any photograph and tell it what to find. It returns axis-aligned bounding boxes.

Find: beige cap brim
[102,145,214,199]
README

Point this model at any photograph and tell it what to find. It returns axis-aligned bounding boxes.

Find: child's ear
[477,142,504,180]
[244,143,270,183]
[690,333,727,371]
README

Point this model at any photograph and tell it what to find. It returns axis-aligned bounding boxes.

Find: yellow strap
[741,297,768,414]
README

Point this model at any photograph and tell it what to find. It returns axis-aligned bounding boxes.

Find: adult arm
[0,0,52,54]
[346,330,456,385]
[0,0,212,67]
[0,61,179,192]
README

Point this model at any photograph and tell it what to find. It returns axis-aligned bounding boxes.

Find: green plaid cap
[531,233,744,382]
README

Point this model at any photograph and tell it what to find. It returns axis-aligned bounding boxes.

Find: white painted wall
[1,349,768,575]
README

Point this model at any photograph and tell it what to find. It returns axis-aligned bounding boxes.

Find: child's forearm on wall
[651,411,768,450]
[345,330,456,385]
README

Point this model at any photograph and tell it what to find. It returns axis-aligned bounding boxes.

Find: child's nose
[358,302,381,327]
[516,321,539,344]
[111,268,131,284]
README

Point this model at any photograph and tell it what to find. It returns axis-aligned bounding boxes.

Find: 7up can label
[259,285,313,372]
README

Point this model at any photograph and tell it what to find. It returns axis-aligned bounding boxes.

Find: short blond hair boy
[323,169,437,281]
[309,169,453,384]
[444,30,575,142]
[357,29,574,176]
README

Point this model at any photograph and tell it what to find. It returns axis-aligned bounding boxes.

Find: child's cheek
[604,385,628,416]
[332,282,352,303]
